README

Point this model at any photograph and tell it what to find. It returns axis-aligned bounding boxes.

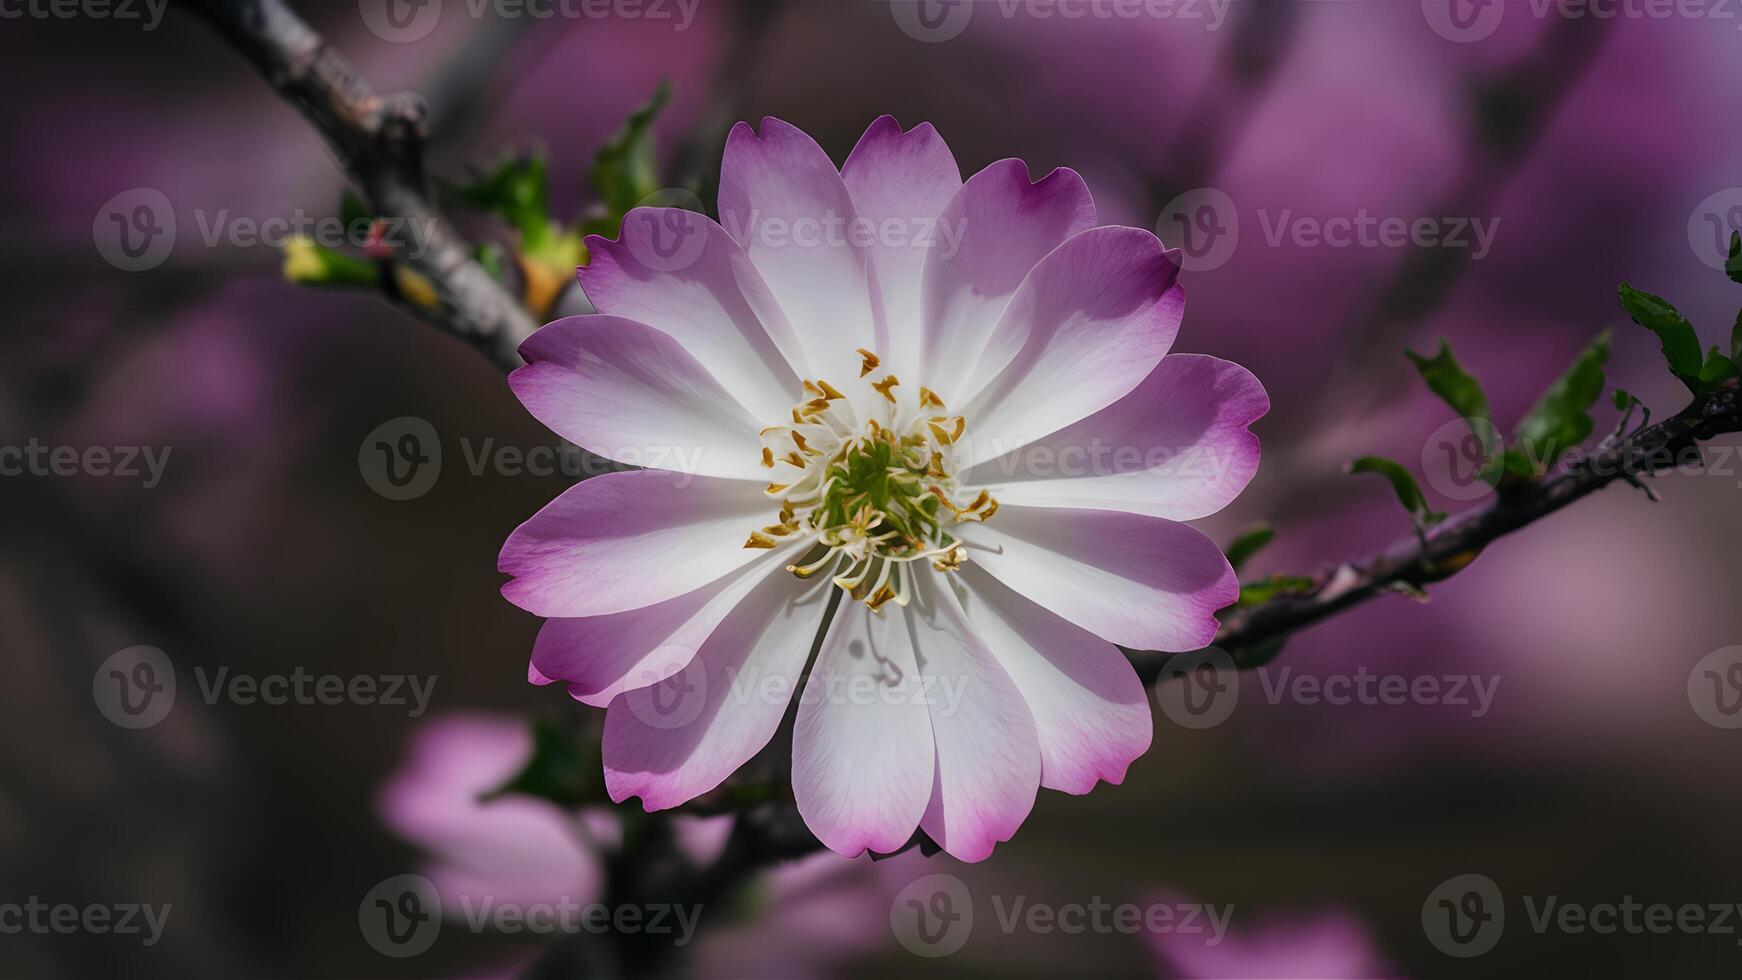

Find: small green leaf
[1731,308,1742,363]
[1727,231,1742,285]
[485,718,599,808]
[1238,573,1316,605]
[1405,341,1500,477]
[590,81,672,220]
[1224,523,1275,574]
[340,190,371,231]
[1347,456,1446,527]
[1511,330,1610,474]
[448,153,553,245]
[1699,347,1738,387]
[1618,282,1703,384]
[1612,388,1637,411]
[281,236,375,288]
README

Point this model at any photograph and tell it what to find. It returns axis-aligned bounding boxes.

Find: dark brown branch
[179,0,537,371]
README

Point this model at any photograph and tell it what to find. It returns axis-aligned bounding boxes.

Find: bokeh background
[5,0,1742,976]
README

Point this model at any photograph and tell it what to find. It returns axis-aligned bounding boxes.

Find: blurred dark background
[3,0,1742,976]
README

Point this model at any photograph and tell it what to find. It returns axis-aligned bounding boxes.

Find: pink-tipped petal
[842,116,962,382]
[511,315,767,481]
[913,573,1041,862]
[532,545,804,706]
[793,599,936,857]
[499,470,771,618]
[960,227,1183,466]
[579,208,805,422]
[957,503,1237,652]
[955,565,1152,794]
[918,159,1096,395]
[602,572,830,811]
[718,118,885,392]
[965,354,1267,521]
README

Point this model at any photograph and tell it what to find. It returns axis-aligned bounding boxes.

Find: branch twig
[180,0,537,371]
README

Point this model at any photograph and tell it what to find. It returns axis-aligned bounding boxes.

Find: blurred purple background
[4,0,1742,976]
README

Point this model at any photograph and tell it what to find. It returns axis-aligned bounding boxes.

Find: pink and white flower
[500,116,1266,862]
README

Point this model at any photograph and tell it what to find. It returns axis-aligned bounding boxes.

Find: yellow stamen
[918,386,944,409]
[744,532,778,549]
[855,348,881,376]
[761,447,775,468]
[871,375,900,403]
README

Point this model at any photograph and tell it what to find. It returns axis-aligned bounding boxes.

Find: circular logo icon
[359,0,442,43]
[1154,647,1239,729]
[1688,645,1742,729]
[1420,0,1505,43]
[1686,188,1742,272]
[359,417,441,501]
[359,874,442,958]
[93,646,177,729]
[1420,416,1502,501]
[890,873,974,957]
[623,190,710,273]
[890,0,973,43]
[1156,188,1238,273]
[1422,873,1504,958]
[622,654,709,730]
[94,189,175,272]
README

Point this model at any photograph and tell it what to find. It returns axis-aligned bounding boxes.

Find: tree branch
[179,0,537,371]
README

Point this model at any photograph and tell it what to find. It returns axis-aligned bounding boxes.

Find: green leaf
[340,190,371,231]
[1699,347,1738,387]
[485,718,599,808]
[1238,573,1316,605]
[448,154,552,245]
[1732,308,1742,363]
[1612,388,1637,411]
[590,81,672,220]
[1224,523,1275,574]
[1618,282,1703,384]
[1511,330,1610,474]
[1405,340,1501,481]
[281,236,375,288]
[1347,456,1446,527]
[1727,231,1742,285]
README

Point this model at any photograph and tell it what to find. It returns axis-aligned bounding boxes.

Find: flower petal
[602,571,830,811]
[499,470,771,618]
[511,315,768,481]
[841,115,962,382]
[957,503,1237,651]
[531,545,806,706]
[960,226,1184,467]
[954,565,1151,794]
[718,118,885,391]
[918,159,1095,395]
[579,207,805,423]
[912,573,1040,863]
[793,598,936,857]
[964,354,1267,520]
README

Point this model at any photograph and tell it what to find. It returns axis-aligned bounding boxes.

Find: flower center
[745,349,997,611]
